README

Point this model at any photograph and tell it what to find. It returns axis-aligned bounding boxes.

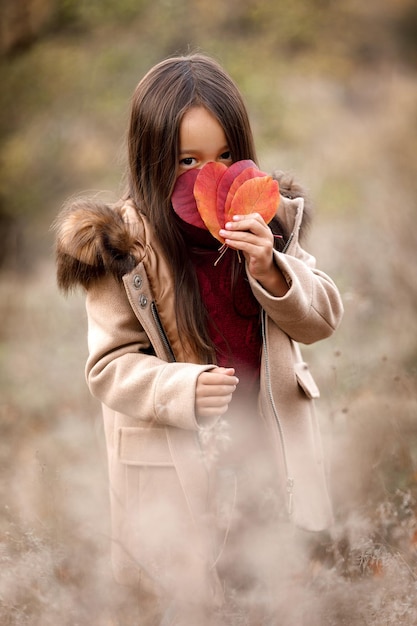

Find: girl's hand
[219,213,289,297]
[195,367,239,420]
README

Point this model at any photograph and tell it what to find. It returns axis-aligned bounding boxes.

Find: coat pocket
[294,362,320,399]
[117,426,174,466]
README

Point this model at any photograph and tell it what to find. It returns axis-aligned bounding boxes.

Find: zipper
[282,231,294,254]
[150,301,176,363]
[261,308,294,517]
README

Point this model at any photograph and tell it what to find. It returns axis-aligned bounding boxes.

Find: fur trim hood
[53,171,312,293]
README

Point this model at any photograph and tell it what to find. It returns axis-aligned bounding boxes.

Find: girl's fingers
[197,393,234,408]
[226,213,270,232]
[219,216,277,284]
[197,368,238,389]
[219,214,273,245]
[195,368,239,418]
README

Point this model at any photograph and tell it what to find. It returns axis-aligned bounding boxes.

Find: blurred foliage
[0,0,417,267]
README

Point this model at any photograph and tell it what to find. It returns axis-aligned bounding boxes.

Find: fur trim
[53,199,140,292]
[273,170,313,238]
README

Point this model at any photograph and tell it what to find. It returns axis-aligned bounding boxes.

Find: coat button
[133,275,142,289]
[139,294,148,308]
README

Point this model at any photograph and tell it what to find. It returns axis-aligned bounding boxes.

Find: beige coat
[55,188,343,603]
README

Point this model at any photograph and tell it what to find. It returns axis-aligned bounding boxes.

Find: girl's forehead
[180,106,224,135]
[179,107,227,149]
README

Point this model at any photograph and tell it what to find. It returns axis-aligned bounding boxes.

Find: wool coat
[54,176,343,604]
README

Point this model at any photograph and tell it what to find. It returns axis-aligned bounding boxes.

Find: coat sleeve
[84,273,216,429]
[248,242,344,345]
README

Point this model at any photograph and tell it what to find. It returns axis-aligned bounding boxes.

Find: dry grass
[0,280,416,624]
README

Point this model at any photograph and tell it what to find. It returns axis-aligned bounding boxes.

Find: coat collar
[53,172,311,293]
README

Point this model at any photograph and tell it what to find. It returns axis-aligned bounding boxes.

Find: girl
[54,53,343,624]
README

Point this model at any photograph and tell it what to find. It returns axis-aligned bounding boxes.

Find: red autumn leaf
[172,160,280,245]
[216,160,257,218]
[193,161,228,241]
[195,161,279,242]
[171,169,206,229]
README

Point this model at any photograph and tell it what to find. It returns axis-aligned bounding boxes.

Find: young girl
[54,53,343,624]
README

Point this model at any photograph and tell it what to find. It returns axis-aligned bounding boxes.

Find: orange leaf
[227,176,279,224]
[193,162,228,242]
[224,167,264,215]
[217,160,257,217]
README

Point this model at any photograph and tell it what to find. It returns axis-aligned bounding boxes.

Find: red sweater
[180,220,262,400]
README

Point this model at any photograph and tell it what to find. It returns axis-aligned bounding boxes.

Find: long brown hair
[126,53,260,362]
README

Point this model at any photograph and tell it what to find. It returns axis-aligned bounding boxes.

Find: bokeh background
[1,0,417,624]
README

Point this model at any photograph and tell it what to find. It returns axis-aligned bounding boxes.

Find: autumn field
[1,1,417,623]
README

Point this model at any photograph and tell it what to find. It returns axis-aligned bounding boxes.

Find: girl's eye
[179,157,196,167]
[220,151,232,161]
